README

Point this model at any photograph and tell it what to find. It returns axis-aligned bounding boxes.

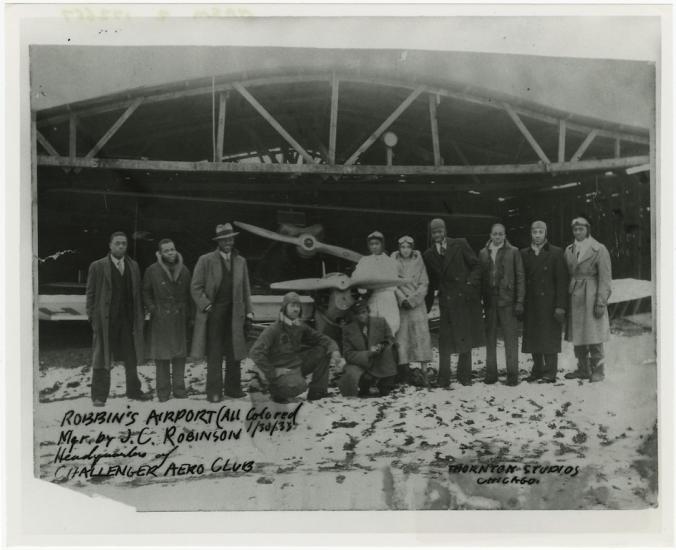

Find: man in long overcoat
[190,223,254,402]
[143,238,193,401]
[423,218,484,387]
[478,223,525,385]
[520,220,569,383]
[86,231,151,406]
[563,217,612,382]
[339,299,398,397]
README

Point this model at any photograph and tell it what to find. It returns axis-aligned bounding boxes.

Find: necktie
[438,244,445,256]
[116,259,124,275]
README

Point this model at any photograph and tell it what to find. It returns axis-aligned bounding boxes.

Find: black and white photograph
[4,5,674,543]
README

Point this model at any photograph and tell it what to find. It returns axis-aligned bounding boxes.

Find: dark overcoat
[339,316,397,396]
[189,248,253,361]
[423,237,485,353]
[86,255,145,370]
[520,242,569,353]
[142,252,193,360]
[478,240,525,308]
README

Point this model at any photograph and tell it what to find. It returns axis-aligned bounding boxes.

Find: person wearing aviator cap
[422,218,484,387]
[519,220,569,383]
[250,292,343,403]
[190,223,254,402]
[563,217,612,382]
[352,230,401,336]
[391,235,433,385]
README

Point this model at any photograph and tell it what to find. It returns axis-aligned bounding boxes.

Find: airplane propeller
[234,221,363,263]
[270,273,411,292]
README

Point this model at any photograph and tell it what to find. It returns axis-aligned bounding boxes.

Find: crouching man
[249,292,343,403]
[339,299,398,397]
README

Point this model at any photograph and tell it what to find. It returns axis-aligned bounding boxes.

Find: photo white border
[3,3,674,547]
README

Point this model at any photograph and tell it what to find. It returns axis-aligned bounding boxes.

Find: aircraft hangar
[33,47,653,295]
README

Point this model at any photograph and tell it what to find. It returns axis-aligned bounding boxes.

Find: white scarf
[531,240,547,256]
[488,241,504,262]
[574,237,592,261]
[279,312,302,326]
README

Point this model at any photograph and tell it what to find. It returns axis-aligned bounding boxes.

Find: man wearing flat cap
[250,292,343,403]
[563,217,612,382]
[190,223,254,402]
[423,218,484,387]
[520,220,569,383]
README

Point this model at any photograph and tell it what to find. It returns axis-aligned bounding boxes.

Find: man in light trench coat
[563,216,612,382]
[86,231,152,406]
[190,223,254,402]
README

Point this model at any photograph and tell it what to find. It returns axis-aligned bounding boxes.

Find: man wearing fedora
[190,223,254,402]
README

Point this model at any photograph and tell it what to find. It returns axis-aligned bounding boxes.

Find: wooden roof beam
[570,129,598,162]
[328,74,339,164]
[450,141,480,185]
[503,103,551,164]
[36,72,649,146]
[84,98,143,159]
[344,86,426,166]
[36,130,60,156]
[215,93,227,162]
[37,154,649,176]
[428,94,441,167]
[233,82,315,164]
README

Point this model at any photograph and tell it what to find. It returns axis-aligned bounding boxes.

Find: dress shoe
[504,378,519,387]
[271,395,289,404]
[92,399,106,407]
[173,388,188,399]
[564,370,588,380]
[225,389,246,399]
[484,376,498,385]
[128,391,152,401]
[307,390,328,401]
[458,379,472,387]
[525,373,541,383]
[538,377,557,384]
[207,393,222,403]
[157,395,170,403]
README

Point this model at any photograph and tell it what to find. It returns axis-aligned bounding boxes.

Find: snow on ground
[35,328,657,511]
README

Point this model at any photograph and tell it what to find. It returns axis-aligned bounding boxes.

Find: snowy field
[35,326,657,511]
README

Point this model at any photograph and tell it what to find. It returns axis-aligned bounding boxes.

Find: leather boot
[590,358,605,382]
[565,348,591,380]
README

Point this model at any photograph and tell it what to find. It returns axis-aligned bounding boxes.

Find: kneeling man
[339,299,398,397]
[250,292,343,403]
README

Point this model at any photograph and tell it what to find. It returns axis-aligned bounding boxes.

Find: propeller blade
[349,276,412,289]
[270,274,350,291]
[234,221,298,245]
[314,242,363,263]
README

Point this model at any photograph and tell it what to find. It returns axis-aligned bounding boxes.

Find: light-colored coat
[564,237,612,345]
[86,255,145,370]
[391,250,433,363]
[352,253,401,335]
[189,248,253,360]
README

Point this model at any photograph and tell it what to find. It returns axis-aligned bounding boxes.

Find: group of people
[85,216,612,407]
